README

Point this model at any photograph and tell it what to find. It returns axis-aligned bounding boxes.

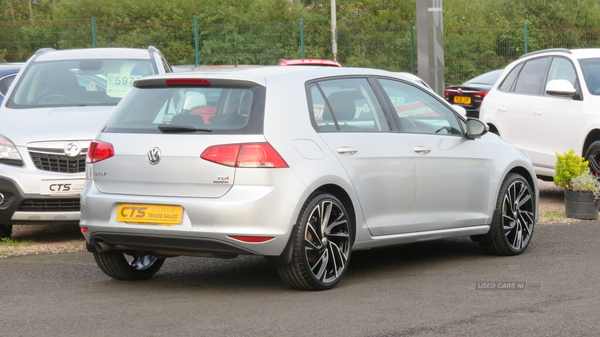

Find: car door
[496,57,552,167]
[308,77,417,236]
[532,57,582,169]
[377,78,492,231]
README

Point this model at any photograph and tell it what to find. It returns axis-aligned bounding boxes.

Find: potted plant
[554,150,600,219]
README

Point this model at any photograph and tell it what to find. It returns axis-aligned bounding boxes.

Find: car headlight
[0,134,23,166]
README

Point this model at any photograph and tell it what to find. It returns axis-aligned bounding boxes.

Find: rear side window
[513,57,551,95]
[103,85,265,134]
[307,78,390,132]
[498,63,523,92]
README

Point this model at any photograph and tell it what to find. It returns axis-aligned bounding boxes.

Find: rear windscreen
[103,86,265,134]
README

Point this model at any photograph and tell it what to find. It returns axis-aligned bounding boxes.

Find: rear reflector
[87,140,114,163]
[165,79,211,85]
[81,227,88,233]
[201,143,288,168]
[228,236,275,243]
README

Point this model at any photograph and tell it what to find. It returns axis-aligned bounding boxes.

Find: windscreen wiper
[158,124,212,133]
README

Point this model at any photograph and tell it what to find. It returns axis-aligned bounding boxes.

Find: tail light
[201,143,288,168]
[228,235,275,243]
[472,92,488,99]
[87,140,114,163]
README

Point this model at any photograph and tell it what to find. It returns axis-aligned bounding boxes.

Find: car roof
[278,59,342,67]
[136,65,406,87]
[518,48,600,61]
[33,47,154,62]
[569,49,600,59]
[0,63,24,77]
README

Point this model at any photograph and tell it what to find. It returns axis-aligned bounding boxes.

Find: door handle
[498,107,506,113]
[336,147,358,155]
[533,109,542,115]
[413,146,431,154]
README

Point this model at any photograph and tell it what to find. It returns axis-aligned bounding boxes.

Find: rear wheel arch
[582,130,600,175]
[312,184,356,244]
[582,130,600,155]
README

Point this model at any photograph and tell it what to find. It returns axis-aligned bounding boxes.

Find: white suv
[480,48,600,180]
[0,47,172,238]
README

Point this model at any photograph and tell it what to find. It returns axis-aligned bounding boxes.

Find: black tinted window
[498,63,523,92]
[513,57,551,95]
[104,85,265,134]
[308,78,390,132]
[579,57,600,95]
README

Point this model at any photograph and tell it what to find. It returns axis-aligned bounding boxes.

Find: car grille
[29,151,86,173]
[17,198,80,212]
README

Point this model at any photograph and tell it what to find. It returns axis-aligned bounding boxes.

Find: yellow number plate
[116,204,183,225]
[453,96,471,104]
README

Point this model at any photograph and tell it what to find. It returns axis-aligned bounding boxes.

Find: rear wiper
[158,124,212,133]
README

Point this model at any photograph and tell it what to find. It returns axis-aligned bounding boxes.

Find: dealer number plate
[116,204,183,225]
[453,96,471,104]
[40,179,85,196]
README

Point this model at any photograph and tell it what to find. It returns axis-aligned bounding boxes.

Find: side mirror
[546,79,578,98]
[466,118,488,140]
[452,105,467,116]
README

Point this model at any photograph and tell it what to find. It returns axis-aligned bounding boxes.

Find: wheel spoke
[310,249,329,281]
[129,255,157,270]
[304,223,322,250]
[320,201,332,237]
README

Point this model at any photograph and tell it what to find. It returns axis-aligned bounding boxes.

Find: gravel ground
[0,180,587,258]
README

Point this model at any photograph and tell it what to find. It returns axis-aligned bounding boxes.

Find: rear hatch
[91,134,265,198]
[89,76,267,198]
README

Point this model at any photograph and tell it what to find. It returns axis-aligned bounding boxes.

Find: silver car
[81,66,538,290]
[0,47,172,238]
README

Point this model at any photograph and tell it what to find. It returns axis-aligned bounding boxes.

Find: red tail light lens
[228,235,275,243]
[165,79,211,85]
[201,143,288,168]
[87,140,114,163]
[473,92,488,99]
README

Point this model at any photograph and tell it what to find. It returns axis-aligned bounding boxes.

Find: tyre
[480,173,535,255]
[277,193,352,290]
[584,140,600,176]
[93,250,165,281]
[0,224,12,239]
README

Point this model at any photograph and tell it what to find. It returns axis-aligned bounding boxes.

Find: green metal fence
[3,18,600,84]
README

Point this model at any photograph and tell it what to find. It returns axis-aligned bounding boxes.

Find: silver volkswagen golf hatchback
[81,66,538,290]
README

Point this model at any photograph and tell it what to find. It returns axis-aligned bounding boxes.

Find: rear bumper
[80,169,307,258]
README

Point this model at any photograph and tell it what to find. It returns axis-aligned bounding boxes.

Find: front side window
[579,57,600,95]
[378,78,463,135]
[7,59,156,108]
[513,57,551,95]
[546,57,577,87]
[104,84,265,134]
[308,78,390,132]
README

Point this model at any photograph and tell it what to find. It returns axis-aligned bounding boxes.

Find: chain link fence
[2,19,600,84]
